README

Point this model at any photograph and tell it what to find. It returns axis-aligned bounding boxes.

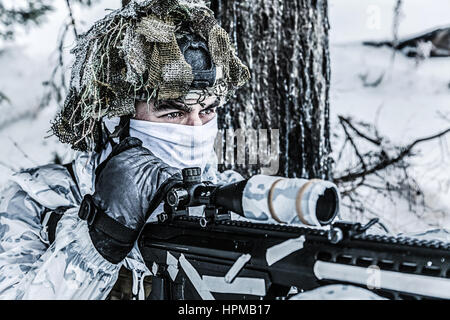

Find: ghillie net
[51,0,250,151]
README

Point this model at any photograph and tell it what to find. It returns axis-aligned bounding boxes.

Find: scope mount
[157,167,231,226]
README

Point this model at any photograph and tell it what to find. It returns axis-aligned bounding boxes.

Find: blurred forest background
[0,0,449,236]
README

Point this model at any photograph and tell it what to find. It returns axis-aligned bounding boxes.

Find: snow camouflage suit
[0,147,244,300]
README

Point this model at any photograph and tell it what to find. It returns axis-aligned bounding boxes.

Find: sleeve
[202,150,245,185]
[0,181,121,300]
[203,162,245,185]
[0,181,48,299]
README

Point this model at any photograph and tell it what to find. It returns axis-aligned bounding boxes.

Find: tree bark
[210,0,332,179]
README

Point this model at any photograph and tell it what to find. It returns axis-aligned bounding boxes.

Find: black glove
[79,137,181,264]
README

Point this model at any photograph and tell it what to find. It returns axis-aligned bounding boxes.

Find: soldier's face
[134,96,218,126]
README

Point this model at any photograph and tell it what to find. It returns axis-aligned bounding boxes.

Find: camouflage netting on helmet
[51,0,250,151]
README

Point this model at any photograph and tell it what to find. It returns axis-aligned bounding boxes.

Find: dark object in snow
[136,167,450,300]
[0,91,10,105]
[363,27,450,58]
[358,71,385,88]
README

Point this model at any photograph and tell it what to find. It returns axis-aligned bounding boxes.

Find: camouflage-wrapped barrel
[241,175,340,226]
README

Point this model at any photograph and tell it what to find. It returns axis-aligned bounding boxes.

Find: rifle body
[139,216,450,300]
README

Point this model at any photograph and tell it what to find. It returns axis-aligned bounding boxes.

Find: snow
[0,0,121,184]
[328,1,450,234]
[329,0,450,44]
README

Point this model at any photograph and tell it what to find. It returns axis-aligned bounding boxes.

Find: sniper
[0,0,379,300]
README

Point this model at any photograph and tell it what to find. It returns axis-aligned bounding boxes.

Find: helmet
[51,0,250,151]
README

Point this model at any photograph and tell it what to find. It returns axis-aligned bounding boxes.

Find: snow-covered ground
[331,43,450,234]
[0,1,121,183]
[0,1,449,235]
[329,0,450,43]
[329,0,450,234]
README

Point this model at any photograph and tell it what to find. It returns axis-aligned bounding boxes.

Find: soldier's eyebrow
[154,101,192,113]
[154,98,220,113]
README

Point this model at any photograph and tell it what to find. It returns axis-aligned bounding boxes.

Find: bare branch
[65,0,79,39]
[338,116,382,146]
[335,126,450,184]
[8,137,38,166]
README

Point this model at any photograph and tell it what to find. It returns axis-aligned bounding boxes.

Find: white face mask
[103,117,218,173]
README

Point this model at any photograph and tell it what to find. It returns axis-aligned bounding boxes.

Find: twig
[8,137,38,166]
[335,127,450,183]
[338,116,381,146]
[65,0,79,39]
[338,117,369,171]
[0,91,10,104]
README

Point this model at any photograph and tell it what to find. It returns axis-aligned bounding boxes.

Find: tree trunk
[210,0,332,180]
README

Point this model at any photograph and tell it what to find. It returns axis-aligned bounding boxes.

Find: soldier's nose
[186,114,203,126]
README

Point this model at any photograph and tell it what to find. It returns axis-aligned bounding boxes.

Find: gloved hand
[80,137,181,264]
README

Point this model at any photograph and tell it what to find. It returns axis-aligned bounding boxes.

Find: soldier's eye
[199,108,216,116]
[164,112,184,119]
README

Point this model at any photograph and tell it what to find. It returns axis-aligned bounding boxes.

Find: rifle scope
[166,168,340,226]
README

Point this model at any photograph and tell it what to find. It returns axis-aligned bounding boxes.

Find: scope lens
[316,187,338,225]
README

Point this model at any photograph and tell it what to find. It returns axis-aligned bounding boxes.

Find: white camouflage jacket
[0,149,243,300]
